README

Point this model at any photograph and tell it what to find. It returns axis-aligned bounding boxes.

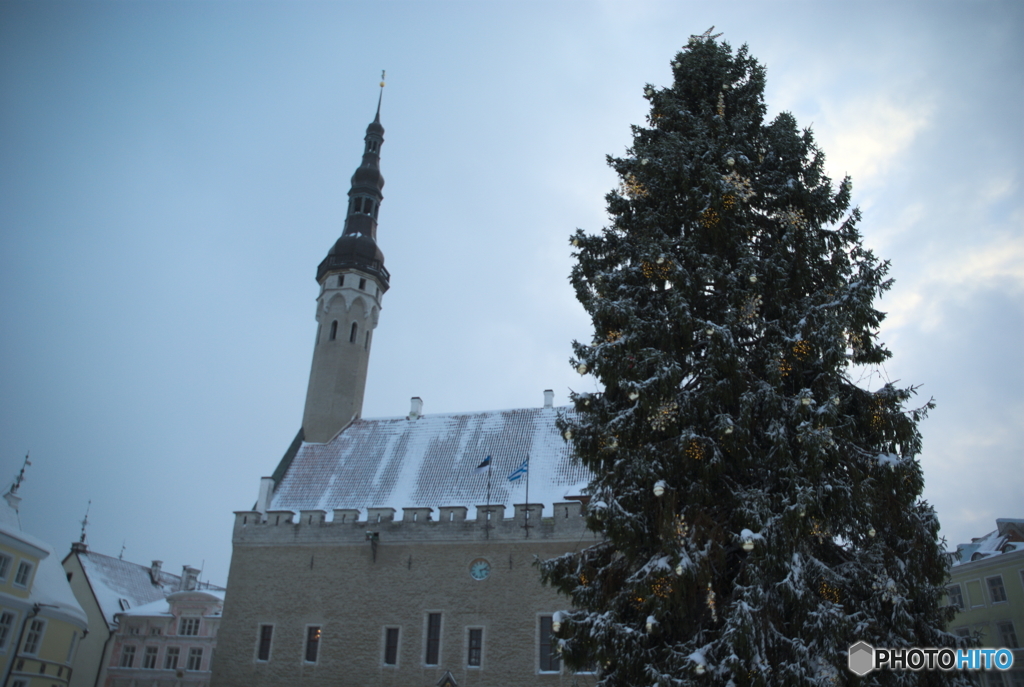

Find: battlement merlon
[232,501,591,545]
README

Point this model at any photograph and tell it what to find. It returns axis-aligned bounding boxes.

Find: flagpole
[485,458,492,540]
[524,454,531,539]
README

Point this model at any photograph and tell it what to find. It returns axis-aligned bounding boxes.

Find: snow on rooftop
[271,406,590,517]
[75,551,225,629]
[952,518,1024,565]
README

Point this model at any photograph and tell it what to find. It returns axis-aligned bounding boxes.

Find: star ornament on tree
[689,26,723,43]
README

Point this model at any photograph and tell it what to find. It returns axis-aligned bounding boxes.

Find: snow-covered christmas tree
[541,32,969,687]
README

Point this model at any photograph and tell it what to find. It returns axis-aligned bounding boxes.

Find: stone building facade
[217,502,597,686]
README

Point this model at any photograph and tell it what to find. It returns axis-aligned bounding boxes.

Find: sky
[1,1,1020,588]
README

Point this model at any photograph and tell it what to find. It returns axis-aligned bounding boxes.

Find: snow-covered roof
[32,552,88,628]
[74,551,224,629]
[118,589,225,619]
[271,406,590,517]
[953,518,1024,565]
[0,494,87,628]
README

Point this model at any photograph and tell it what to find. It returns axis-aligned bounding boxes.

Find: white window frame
[142,645,158,669]
[178,616,200,636]
[186,646,203,671]
[13,561,32,588]
[946,583,964,609]
[22,618,45,656]
[119,644,137,668]
[538,614,561,674]
[164,646,180,670]
[0,553,11,581]
[0,610,16,651]
[987,575,1008,604]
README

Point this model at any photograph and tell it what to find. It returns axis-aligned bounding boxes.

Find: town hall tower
[301,89,390,443]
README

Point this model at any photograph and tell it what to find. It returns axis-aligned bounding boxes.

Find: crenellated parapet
[232,501,592,546]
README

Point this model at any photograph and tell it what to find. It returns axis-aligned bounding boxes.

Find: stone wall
[212,502,599,686]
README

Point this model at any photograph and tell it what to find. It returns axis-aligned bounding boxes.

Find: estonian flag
[507,457,529,482]
[474,456,492,475]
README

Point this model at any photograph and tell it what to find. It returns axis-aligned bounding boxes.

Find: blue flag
[474,456,491,475]
[507,457,529,482]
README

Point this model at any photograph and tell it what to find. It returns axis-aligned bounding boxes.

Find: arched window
[349,322,358,343]
[329,321,338,341]
[364,331,370,350]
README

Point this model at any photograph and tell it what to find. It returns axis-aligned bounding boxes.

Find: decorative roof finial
[9,452,31,495]
[376,70,385,119]
[80,499,91,544]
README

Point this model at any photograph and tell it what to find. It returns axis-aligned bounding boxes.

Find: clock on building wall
[469,558,491,581]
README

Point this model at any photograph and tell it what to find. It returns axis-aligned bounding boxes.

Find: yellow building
[0,483,89,687]
[947,519,1024,687]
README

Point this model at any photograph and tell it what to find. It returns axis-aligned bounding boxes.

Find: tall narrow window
[164,647,180,669]
[947,584,964,609]
[14,561,32,587]
[384,627,399,665]
[305,626,321,663]
[358,278,366,291]
[119,645,136,668]
[143,646,158,669]
[257,624,273,661]
[988,576,1007,603]
[0,611,14,650]
[539,616,560,672]
[349,322,358,343]
[0,554,11,580]
[23,619,44,655]
[425,614,441,665]
[999,621,1019,648]
[338,275,344,287]
[467,628,482,667]
[365,331,370,350]
[329,320,338,341]
[187,647,203,671]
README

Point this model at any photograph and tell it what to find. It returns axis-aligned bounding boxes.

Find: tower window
[350,322,358,343]
[359,278,367,290]
[330,321,338,341]
[365,331,370,349]
[338,275,344,287]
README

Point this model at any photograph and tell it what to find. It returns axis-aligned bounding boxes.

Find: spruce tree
[541,33,968,687]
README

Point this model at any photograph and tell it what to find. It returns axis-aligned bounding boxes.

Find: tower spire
[302,83,392,443]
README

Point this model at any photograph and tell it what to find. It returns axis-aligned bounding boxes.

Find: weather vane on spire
[9,452,31,495]
[380,70,386,88]
[80,499,91,544]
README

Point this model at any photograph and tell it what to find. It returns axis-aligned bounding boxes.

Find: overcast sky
[1,1,1020,587]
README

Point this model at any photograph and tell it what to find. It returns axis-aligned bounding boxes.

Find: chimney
[543,389,554,408]
[150,560,163,584]
[180,566,200,591]
[409,397,423,420]
[256,477,274,514]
